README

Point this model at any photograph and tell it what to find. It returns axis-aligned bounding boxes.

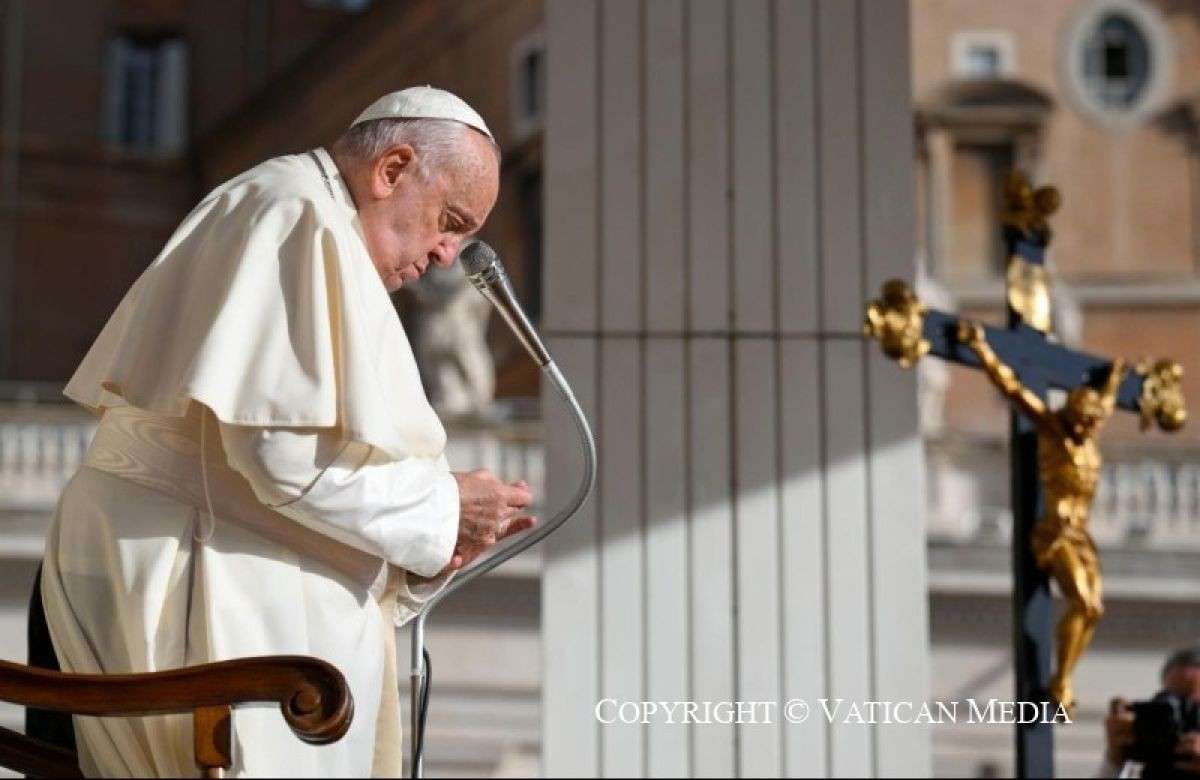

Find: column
[542,2,930,776]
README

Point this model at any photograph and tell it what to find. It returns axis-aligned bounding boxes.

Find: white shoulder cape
[64,147,446,461]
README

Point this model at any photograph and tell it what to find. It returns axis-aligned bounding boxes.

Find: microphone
[459,240,552,367]
[410,238,597,779]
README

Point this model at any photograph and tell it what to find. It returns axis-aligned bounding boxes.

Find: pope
[32,86,534,776]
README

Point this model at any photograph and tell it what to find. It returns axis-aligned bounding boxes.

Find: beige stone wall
[913,0,1200,443]
[1,0,353,381]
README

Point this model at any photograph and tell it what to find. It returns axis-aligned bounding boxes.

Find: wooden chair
[0,655,353,777]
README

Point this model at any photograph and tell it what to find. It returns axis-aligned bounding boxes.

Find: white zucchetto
[351,85,494,142]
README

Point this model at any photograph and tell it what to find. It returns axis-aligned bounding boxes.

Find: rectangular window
[519,170,543,323]
[947,142,1016,279]
[1103,41,1129,79]
[950,31,1015,80]
[509,29,545,143]
[966,46,1001,78]
[101,33,189,156]
[521,49,543,119]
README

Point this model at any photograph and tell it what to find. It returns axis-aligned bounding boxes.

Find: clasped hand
[441,469,536,574]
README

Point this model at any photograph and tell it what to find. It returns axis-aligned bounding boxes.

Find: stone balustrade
[926,436,1200,548]
[0,402,545,533]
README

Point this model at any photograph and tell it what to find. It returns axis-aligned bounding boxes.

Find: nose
[431,236,465,269]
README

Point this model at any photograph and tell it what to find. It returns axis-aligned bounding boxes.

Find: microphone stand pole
[408,359,596,778]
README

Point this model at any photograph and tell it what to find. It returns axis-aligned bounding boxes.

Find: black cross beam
[865,179,1184,779]
[922,311,1146,412]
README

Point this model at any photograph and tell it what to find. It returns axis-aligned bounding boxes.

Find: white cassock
[39,147,458,777]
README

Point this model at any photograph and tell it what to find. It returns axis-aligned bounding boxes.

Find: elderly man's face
[356,131,499,292]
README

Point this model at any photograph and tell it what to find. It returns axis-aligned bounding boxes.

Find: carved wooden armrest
[0,655,353,777]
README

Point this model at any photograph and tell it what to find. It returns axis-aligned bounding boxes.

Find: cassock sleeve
[217,421,459,589]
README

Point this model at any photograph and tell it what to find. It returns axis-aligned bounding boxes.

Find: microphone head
[459,240,498,278]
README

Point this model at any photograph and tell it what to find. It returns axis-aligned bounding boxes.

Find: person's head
[331,114,500,292]
[1062,385,1106,440]
[1162,646,1200,701]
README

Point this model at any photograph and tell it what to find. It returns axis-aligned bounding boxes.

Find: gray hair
[331,117,498,181]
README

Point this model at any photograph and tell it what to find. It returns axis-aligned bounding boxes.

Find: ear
[369,143,416,199]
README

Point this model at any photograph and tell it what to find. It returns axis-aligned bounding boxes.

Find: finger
[1109,697,1127,716]
[453,547,483,569]
[504,483,534,508]
[504,482,533,506]
[498,516,537,541]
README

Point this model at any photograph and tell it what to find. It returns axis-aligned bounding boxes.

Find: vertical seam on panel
[681,0,696,775]
[542,9,554,765]
[854,2,881,775]
[812,0,826,338]
[770,0,781,340]
[686,2,696,336]
[640,339,649,778]
[638,3,650,774]
[768,0,787,773]
[593,2,605,772]
[640,0,650,335]
[725,0,741,774]
[811,1,833,775]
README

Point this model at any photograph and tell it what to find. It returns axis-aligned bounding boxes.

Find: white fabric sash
[83,403,389,595]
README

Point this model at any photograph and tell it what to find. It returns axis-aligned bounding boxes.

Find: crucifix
[863,171,1187,778]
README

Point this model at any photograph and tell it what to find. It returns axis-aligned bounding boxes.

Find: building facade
[913,1,1200,775]
[0,0,360,382]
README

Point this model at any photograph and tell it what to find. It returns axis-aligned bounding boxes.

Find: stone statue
[408,260,496,419]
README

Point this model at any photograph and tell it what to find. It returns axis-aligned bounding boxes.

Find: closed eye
[444,206,479,235]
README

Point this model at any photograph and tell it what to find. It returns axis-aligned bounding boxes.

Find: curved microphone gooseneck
[409,241,597,779]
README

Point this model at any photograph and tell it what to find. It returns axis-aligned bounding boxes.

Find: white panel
[779,339,828,776]
[861,2,932,774]
[545,0,598,332]
[731,0,775,334]
[687,338,736,775]
[733,339,782,775]
[542,337,601,777]
[599,339,645,775]
[644,339,690,776]
[865,346,930,777]
[544,3,932,777]
[822,339,874,776]
[860,0,918,290]
[601,0,643,332]
[645,0,686,333]
[774,0,819,334]
[816,0,862,335]
[686,0,730,333]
